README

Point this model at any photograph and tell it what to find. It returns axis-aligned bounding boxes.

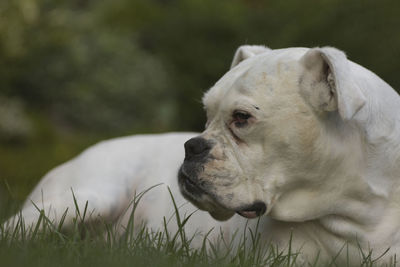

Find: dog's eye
[232,110,251,127]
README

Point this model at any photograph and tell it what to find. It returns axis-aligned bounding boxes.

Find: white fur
[5,133,239,243]
[5,45,400,264]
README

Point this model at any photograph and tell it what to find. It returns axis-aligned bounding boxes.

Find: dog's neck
[352,63,400,199]
[291,150,397,262]
[314,64,400,258]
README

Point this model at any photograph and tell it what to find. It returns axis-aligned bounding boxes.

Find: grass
[0,187,294,267]
[0,187,399,267]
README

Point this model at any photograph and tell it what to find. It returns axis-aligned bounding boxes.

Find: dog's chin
[209,210,235,221]
[178,167,267,221]
[178,168,235,221]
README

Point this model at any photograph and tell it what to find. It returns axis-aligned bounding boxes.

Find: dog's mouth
[178,167,206,198]
[178,168,234,221]
[235,202,267,219]
[178,167,267,220]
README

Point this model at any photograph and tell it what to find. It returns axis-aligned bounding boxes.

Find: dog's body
[7,133,225,238]
[6,133,252,246]
[5,45,400,264]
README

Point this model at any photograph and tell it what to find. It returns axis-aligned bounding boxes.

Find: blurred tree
[0,0,176,135]
[0,96,32,140]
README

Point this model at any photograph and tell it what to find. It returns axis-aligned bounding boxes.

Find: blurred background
[1,0,400,217]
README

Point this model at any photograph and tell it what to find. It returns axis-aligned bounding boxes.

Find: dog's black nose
[184,137,211,159]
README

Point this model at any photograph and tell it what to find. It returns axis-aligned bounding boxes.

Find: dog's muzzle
[179,137,267,220]
[178,167,204,198]
[181,137,212,182]
[178,137,212,196]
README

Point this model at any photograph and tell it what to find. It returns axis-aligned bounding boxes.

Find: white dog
[5,45,400,264]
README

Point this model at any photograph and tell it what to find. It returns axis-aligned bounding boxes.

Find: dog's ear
[231,45,271,69]
[299,47,366,120]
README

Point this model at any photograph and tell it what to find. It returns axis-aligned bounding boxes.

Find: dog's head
[179,45,367,221]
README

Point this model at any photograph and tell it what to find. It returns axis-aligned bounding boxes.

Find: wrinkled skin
[179,46,400,264]
[181,47,354,221]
